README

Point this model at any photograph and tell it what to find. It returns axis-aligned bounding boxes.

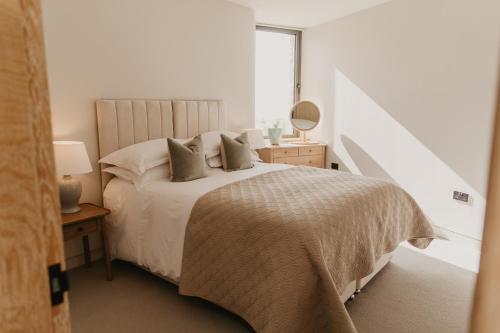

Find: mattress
[103,162,292,282]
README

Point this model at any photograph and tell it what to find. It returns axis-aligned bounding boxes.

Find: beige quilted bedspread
[179,167,434,332]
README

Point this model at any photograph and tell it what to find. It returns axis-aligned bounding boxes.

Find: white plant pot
[268,128,282,145]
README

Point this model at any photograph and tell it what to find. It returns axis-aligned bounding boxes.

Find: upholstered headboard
[96,99,225,189]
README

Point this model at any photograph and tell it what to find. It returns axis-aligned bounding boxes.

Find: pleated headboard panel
[96,99,225,189]
[172,100,225,139]
[96,99,174,158]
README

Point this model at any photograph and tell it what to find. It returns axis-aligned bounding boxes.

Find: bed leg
[347,289,361,303]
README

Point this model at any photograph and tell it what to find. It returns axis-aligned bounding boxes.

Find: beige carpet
[68,247,476,333]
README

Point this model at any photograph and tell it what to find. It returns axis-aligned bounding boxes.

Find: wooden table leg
[82,235,91,268]
[99,218,113,281]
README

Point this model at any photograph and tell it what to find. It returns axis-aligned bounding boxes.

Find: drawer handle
[308,149,312,152]
[284,151,287,154]
[77,227,83,232]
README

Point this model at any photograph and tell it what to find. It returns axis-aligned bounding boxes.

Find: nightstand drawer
[63,220,97,240]
[275,155,324,168]
[299,146,323,156]
[273,147,299,158]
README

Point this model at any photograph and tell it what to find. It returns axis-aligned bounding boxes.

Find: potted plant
[268,120,282,145]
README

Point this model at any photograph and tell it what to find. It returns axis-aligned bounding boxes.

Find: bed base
[340,252,393,303]
[132,251,394,306]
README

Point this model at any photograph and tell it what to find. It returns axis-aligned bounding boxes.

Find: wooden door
[0,0,70,331]
[470,72,500,332]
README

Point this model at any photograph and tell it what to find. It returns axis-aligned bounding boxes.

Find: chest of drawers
[256,143,326,168]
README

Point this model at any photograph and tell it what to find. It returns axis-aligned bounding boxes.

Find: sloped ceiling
[227,0,392,28]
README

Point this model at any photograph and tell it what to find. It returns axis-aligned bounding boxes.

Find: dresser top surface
[261,142,325,149]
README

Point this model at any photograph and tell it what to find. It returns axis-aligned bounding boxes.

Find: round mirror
[290,101,320,132]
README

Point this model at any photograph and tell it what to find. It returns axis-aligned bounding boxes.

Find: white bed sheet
[103,162,291,283]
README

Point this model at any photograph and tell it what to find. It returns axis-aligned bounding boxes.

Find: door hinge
[48,263,69,306]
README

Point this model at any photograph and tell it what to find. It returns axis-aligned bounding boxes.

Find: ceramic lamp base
[58,175,82,214]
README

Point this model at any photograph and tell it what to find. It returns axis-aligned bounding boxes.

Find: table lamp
[53,141,92,214]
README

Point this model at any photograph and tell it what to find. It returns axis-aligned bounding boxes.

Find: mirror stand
[289,100,321,145]
[289,130,320,145]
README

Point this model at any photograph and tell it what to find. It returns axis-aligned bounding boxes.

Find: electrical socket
[331,163,339,170]
[453,191,471,204]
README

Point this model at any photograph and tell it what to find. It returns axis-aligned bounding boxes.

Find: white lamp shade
[242,129,266,149]
[53,141,92,176]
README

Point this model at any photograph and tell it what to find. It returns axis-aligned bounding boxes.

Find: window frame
[255,25,302,138]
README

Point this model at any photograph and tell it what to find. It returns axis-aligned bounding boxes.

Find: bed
[97,99,434,332]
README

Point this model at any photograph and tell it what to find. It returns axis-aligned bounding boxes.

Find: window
[255,26,301,137]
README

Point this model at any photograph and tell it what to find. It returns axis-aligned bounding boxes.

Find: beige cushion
[167,136,207,182]
[220,133,254,171]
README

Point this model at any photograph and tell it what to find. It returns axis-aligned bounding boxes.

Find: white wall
[302,0,500,243]
[42,0,255,266]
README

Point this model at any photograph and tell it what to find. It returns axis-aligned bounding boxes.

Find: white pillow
[103,164,169,189]
[98,139,168,175]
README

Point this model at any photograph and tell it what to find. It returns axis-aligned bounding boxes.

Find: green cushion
[220,133,254,171]
[167,136,207,182]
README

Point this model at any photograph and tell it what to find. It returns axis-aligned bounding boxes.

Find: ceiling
[227,0,392,28]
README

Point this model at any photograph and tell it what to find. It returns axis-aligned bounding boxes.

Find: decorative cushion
[220,133,254,171]
[202,131,262,168]
[167,136,207,182]
[200,130,239,167]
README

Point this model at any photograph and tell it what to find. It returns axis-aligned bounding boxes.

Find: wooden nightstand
[256,143,326,168]
[61,203,113,280]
